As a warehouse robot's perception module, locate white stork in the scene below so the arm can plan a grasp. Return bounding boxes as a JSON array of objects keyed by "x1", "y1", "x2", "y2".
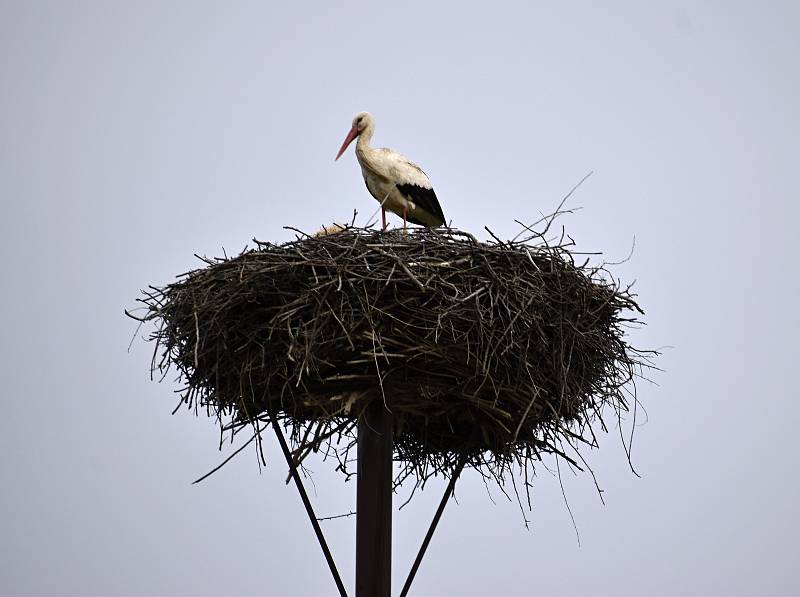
[{"x1": 335, "y1": 112, "x2": 445, "y2": 230}]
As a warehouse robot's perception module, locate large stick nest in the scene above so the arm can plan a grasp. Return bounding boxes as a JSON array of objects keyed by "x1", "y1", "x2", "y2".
[{"x1": 131, "y1": 221, "x2": 651, "y2": 489}]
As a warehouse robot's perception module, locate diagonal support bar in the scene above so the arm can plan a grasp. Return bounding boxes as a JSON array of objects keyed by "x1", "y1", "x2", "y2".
[
  {"x1": 269, "y1": 415, "x2": 349, "y2": 597},
  {"x1": 399, "y1": 455, "x2": 468, "y2": 597}
]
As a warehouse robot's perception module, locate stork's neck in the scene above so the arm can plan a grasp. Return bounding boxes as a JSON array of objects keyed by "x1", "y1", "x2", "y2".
[{"x1": 356, "y1": 122, "x2": 375, "y2": 157}]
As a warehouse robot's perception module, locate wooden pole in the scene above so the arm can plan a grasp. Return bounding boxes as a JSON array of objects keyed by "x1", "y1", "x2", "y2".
[{"x1": 355, "y1": 400, "x2": 393, "y2": 597}]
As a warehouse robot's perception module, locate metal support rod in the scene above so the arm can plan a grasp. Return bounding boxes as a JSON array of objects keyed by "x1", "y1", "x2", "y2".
[
  {"x1": 399, "y1": 455, "x2": 468, "y2": 597},
  {"x1": 269, "y1": 416, "x2": 349, "y2": 597},
  {"x1": 355, "y1": 400, "x2": 394, "y2": 597}
]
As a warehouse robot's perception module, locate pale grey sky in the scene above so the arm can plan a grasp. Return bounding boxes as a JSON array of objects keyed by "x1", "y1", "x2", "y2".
[{"x1": 1, "y1": 1, "x2": 798, "y2": 595}]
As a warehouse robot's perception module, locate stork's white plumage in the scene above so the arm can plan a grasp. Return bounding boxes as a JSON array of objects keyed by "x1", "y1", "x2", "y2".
[{"x1": 335, "y1": 112, "x2": 445, "y2": 229}]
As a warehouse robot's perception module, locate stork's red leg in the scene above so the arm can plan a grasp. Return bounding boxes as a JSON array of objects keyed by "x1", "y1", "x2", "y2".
[
  {"x1": 403, "y1": 205, "x2": 408, "y2": 230},
  {"x1": 382, "y1": 207, "x2": 387, "y2": 231}
]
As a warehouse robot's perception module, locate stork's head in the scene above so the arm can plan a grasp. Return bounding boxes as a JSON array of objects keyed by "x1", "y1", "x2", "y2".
[{"x1": 335, "y1": 111, "x2": 373, "y2": 161}]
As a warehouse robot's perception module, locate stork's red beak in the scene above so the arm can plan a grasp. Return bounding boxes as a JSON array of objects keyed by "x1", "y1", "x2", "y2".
[{"x1": 335, "y1": 125, "x2": 359, "y2": 161}]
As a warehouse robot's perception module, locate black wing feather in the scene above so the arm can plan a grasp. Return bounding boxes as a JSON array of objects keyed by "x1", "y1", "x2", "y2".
[{"x1": 396, "y1": 183, "x2": 445, "y2": 226}]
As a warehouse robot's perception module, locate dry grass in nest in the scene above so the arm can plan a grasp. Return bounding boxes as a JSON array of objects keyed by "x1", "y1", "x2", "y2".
[{"x1": 129, "y1": 218, "x2": 653, "y2": 493}]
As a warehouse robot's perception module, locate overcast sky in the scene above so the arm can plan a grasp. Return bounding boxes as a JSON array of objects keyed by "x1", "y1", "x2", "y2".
[{"x1": 1, "y1": 1, "x2": 798, "y2": 596}]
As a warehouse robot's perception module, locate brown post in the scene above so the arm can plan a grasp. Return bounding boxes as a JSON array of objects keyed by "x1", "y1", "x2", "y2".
[{"x1": 355, "y1": 400, "x2": 393, "y2": 597}]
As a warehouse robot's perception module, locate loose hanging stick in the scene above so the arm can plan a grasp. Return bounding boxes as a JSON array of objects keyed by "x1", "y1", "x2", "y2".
[
  {"x1": 399, "y1": 455, "x2": 469, "y2": 597},
  {"x1": 269, "y1": 413, "x2": 349, "y2": 597}
]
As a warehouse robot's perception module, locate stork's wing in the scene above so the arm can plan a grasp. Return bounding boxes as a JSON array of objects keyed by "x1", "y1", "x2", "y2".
[
  {"x1": 377, "y1": 148, "x2": 430, "y2": 184},
  {"x1": 396, "y1": 183, "x2": 445, "y2": 226},
  {"x1": 398, "y1": 157, "x2": 429, "y2": 178},
  {"x1": 374, "y1": 147, "x2": 446, "y2": 226}
]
